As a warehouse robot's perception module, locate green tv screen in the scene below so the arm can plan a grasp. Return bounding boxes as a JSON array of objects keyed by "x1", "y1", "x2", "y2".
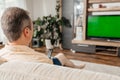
[{"x1": 87, "y1": 15, "x2": 120, "y2": 40}]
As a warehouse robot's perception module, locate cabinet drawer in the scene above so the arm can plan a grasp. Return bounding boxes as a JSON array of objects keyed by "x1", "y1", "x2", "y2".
[{"x1": 72, "y1": 44, "x2": 96, "y2": 53}]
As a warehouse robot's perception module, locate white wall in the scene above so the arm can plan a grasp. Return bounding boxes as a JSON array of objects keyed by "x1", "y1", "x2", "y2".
[
  {"x1": 42, "y1": 0, "x2": 56, "y2": 16},
  {"x1": 26, "y1": 0, "x2": 34, "y2": 20},
  {"x1": 26, "y1": 0, "x2": 56, "y2": 20},
  {"x1": 33, "y1": 0, "x2": 44, "y2": 20}
]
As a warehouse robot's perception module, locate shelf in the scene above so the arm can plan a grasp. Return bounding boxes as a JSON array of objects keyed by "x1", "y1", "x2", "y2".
[
  {"x1": 96, "y1": 48, "x2": 117, "y2": 52},
  {"x1": 96, "y1": 46, "x2": 118, "y2": 56},
  {"x1": 96, "y1": 51, "x2": 118, "y2": 56},
  {"x1": 72, "y1": 39, "x2": 120, "y2": 47},
  {"x1": 88, "y1": 7, "x2": 120, "y2": 12},
  {"x1": 89, "y1": 0, "x2": 120, "y2": 3}
]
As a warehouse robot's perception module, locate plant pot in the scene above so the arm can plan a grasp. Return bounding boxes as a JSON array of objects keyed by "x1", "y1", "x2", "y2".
[{"x1": 45, "y1": 39, "x2": 54, "y2": 49}]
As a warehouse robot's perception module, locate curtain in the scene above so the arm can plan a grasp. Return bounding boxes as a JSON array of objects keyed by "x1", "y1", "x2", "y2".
[{"x1": 0, "y1": 0, "x2": 27, "y2": 44}]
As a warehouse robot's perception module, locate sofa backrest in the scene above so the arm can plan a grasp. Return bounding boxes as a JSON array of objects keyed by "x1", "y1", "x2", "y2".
[{"x1": 0, "y1": 61, "x2": 120, "y2": 80}]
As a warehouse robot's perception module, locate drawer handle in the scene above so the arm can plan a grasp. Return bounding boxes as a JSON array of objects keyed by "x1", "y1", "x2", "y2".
[{"x1": 77, "y1": 44, "x2": 89, "y2": 47}]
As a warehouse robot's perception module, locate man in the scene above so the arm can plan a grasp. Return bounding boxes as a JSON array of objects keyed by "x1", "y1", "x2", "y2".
[{"x1": 0, "y1": 7, "x2": 85, "y2": 69}]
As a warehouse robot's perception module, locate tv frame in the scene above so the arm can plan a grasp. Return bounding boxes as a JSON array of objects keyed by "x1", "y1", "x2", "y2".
[{"x1": 86, "y1": 15, "x2": 120, "y2": 41}]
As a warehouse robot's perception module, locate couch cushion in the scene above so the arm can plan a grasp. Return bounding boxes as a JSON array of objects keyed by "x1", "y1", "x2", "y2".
[{"x1": 0, "y1": 61, "x2": 120, "y2": 80}]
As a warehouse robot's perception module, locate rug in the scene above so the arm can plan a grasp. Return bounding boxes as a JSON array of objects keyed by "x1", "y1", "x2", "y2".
[{"x1": 71, "y1": 60, "x2": 120, "y2": 76}]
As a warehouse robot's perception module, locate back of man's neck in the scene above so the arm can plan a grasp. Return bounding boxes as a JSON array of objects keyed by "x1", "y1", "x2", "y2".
[{"x1": 8, "y1": 42, "x2": 28, "y2": 46}]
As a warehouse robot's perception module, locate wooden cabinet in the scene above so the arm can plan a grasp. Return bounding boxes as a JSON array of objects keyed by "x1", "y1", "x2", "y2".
[{"x1": 72, "y1": 0, "x2": 120, "y2": 56}]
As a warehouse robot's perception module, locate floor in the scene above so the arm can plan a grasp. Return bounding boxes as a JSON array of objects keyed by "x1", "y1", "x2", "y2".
[{"x1": 33, "y1": 46, "x2": 120, "y2": 67}]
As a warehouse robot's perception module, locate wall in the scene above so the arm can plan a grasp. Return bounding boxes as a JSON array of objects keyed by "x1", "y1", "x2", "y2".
[
  {"x1": 26, "y1": 0, "x2": 34, "y2": 20},
  {"x1": 26, "y1": 0, "x2": 56, "y2": 20}
]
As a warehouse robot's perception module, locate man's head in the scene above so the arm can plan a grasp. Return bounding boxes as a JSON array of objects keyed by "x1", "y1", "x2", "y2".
[{"x1": 1, "y1": 7, "x2": 33, "y2": 45}]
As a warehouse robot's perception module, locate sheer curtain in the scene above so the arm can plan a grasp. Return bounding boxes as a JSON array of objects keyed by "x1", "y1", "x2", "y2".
[{"x1": 0, "y1": 0, "x2": 27, "y2": 44}]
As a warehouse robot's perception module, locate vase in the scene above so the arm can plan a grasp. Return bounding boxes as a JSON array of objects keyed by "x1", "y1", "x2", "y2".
[
  {"x1": 45, "y1": 39, "x2": 54, "y2": 49},
  {"x1": 75, "y1": 27, "x2": 83, "y2": 40}
]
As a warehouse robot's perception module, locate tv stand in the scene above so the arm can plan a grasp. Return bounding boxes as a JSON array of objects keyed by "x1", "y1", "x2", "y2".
[{"x1": 72, "y1": 39, "x2": 120, "y2": 56}]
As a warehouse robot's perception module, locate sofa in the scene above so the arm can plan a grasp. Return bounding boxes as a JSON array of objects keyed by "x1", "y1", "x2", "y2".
[{"x1": 0, "y1": 61, "x2": 120, "y2": 80}]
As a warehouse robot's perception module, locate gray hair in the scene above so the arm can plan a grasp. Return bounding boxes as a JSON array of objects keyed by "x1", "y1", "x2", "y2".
[{"x1": 1, "y1": 7, "x2": 31, "y2": 42}]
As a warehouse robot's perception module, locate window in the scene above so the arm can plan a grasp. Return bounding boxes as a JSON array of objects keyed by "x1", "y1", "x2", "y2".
[{"x1": 0, "y1": 0, "x2": 26, "y2": 44}]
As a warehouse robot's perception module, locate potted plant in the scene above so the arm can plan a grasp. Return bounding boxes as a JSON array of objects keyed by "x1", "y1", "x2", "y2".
[{"x1": 33, "y1": 0, "x2": 71, "y2": 49}]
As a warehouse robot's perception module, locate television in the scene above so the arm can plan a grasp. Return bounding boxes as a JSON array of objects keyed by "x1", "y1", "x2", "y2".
[{"x1": 86, "y1": 15, "x2": 120, "y2": 41}]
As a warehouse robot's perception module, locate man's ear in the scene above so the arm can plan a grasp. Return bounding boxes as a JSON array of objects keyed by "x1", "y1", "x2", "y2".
[{"x1": 23, "y1": 27, "x2": 30, "y2": 37}]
